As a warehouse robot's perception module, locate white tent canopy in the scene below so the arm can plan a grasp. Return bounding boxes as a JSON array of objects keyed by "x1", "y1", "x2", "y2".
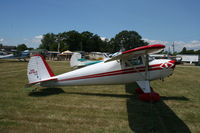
[{"x1": 61, "y1": 50, "x2": 73, "y2": 54}]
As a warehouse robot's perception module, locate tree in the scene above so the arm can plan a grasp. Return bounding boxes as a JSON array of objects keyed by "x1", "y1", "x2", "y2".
[
  {"x1": 81, "y1": 31, "x2": 94, "y2": 52},
  {"x1": 99, "y1": 39, "x2": 110, "y2": 52},
  {"x1": 180, "y1": 47, "x2": 187, "y2": 54},
  {"x1": 39, "y1": 33, "x2": 57, "y2": 51},
  {"x1": 81, "y1": 31, "x2": 107, "y2": 52},
  {"x1": 195, "y1": 50, "x2": 200, "y2": 54},
  {"x1": 38, "y1": 30, "x2": 148, "y2": 53},
  {"x1": 28, "y1": 47, "x2": 34, "y2": 50},
  {"x1": 179, "y1": 47, "x2": 198, "y2": 54},
  {"x1": 17, "y1": 44, "x2": 27, "y2": 51},
  {"x1": 102, "y1": 38, "x2": 116, "y2": 53},
  {"x1": 186, "y1": 50, "x2": 195, "y2": 54},
  {"x1": 110, "y1": 30, "x2": 148, "y2": 52},
  {"x1": 62, "y1": 30, "x2": 82, "y2": 51}
]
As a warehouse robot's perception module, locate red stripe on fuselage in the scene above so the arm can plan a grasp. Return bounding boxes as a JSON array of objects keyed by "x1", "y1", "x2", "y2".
[{"x1": 58, "y1": 64, "x2": 162, "y2": 82}]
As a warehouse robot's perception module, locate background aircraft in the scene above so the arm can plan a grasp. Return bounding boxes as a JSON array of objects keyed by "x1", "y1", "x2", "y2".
[
  {"x1": 27, "y1": 44, "x2": 176, "y2": 102},
  {"x1": 70, "y1": 52, "x2": 106, "y2": 68},
  {"x1": 0, "y1": 50, "x2": 30, "y2": 61}
]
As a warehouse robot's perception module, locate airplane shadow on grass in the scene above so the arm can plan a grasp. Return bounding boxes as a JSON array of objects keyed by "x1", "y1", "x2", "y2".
[
  {"x1": 28, "y1": 88, "x2": 65, "y2": 97},
  {"x1": 28, "y1": 86, "x2": 191, "y2": 133},
  {"x1": 65, "y1": 86, "x2": 191, "y2": 133},
  {"x1": 125, "y1": 83, "x2": 191, "y2": 133}
]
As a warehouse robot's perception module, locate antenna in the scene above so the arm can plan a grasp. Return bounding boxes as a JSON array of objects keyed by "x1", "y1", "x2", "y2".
[
  {"x1": 120, "y1": 39, "x2": 125, "y2": 52},
  {"x1": 172, "y1": 42, "x2": 175, "y2": 54},
  {"x1": 168, "y1": 46, "x2": 171, "y2": 55}
]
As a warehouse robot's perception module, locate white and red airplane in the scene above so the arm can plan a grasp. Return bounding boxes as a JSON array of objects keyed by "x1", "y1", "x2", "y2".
[{"x1": 27, "y1": 44, "x2": 176, "y2": 102}]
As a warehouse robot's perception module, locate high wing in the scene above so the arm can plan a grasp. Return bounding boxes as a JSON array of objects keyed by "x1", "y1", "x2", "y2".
[{"x1": 105, "y1": 44, "x2": 165, "y2": 62}]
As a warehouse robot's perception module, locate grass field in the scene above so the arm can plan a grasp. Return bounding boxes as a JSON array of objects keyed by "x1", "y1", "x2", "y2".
[{"x1": 0, "y1": 59, "x2": 200, "y2": 133}]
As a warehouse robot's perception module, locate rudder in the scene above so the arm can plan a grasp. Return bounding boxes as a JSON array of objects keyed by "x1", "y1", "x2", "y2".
[
  {"x1": 70, "y1": 52, "x2": 82, "y2": 67},
  {"x1": 27, "y1": 55, "x2": 55, "y2": 84}
]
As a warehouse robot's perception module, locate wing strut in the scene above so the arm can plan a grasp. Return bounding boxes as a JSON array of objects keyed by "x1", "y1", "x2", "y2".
[
  {"x1": 136, "y1": 54, "x2": 151, "y2": 93},
  {"x1": 145, "y1": 54, "x2": 149, "y2": 81},
  {"x1": 136, "y1": 52, "x2": 160, "y2": 102}
]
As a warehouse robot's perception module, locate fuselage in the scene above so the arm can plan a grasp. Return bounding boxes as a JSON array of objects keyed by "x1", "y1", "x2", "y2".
[{"x1": 41, "y1": 56, "x2": 176, "y2": 87}]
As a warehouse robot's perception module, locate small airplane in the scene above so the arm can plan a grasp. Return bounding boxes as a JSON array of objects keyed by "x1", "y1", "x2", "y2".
[
  {"x1": 0, "y1": 50, "x2": 30, "y2": 61},
  {"x1": 70, "y1": 52, "x2": 105, "y2": 68},
  {"x1": 27, "y1": 44, "x2": 176, "y2": 102}
]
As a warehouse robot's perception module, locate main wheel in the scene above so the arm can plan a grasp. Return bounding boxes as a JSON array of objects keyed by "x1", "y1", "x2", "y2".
[{"x1": 139, "y1": 92, "x2": 160, "y2": 102}]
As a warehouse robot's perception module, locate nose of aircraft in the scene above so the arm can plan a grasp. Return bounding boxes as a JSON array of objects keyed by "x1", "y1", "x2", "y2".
[
  {"x1": 160, "y1": 59, "x2": 176, "y2": 69},
  {"x1": 168, "y1": 60, "x2": 176, "y2": 69}
]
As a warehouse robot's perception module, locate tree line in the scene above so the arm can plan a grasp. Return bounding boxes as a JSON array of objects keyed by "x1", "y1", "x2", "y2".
[
  {"x1": 0, "y1": 43, "x2": 33, "y2": 52},
  {"x1": 1, "y1": 30, "x2": 199, "y2": 54},
  {"x1": 39, "y1": 30, "x2": 148, "y2": 53},
  {"x1": 179, "y1": 47, "x2": 200, "y2": 55}
]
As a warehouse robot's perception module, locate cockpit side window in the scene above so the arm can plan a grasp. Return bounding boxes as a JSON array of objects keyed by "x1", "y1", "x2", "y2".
[
  {"x1": 148, "y1": 56, "x2": 154, "y2": 62},
  {"x1": 124, "y1": 56, "x2": 143, "y2": 67}
]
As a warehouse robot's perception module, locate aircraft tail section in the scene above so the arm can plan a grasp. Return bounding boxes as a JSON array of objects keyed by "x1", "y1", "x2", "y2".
[
  {"x1": 70, "y1": 52, "x2": 82, "y2": 67},
  {"x1": 27, "y1": 55, "x2": 56, "y2": 85}
]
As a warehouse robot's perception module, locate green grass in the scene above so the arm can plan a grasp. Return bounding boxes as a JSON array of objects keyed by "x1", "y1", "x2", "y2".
[{"x1": 0, "y1": 59, "x2": 200, "y2": 133}]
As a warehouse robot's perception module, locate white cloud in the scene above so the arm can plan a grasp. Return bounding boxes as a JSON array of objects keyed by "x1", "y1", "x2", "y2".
[
  {"x1": 100, "y1": 37, "x2": 106, "y2": 41},
  {"x1": 174, "y1": 40, "x2": 200, "y2": 51},
  {"x1": 100, "y1": 36, "x2": 110, "y2": 41},
  {"x1": 23, "y1": 35, "x2": 43, "y2": 48},
  {"x1": 0, "y1": 38, "x2": 4, "y2": 42},
  {"x1": 143, "y1": 38, "x2": 169, "y2": 45},
  {"x1": 32, "y1": 35, "x2": 43, "y2": 44},
  {"x1": 143, "y1": 38, "x2": 200, "y2": 52},
  {"x1": 34, "y1": 35, "x2": 43, "y2": 39}
]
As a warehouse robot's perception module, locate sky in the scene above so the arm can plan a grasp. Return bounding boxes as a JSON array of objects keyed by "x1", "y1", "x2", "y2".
[{"x1": 0, "y1": 0, "x2": 200, "y2": 52}]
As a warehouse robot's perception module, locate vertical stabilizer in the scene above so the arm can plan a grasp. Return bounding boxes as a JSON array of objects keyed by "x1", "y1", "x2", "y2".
[
  {"x1": 27, "y1": 55, "x2": 55, "y2": 84},
  {"x1": 70, "y1": 52, "x2": 82, "y2": 67}
]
